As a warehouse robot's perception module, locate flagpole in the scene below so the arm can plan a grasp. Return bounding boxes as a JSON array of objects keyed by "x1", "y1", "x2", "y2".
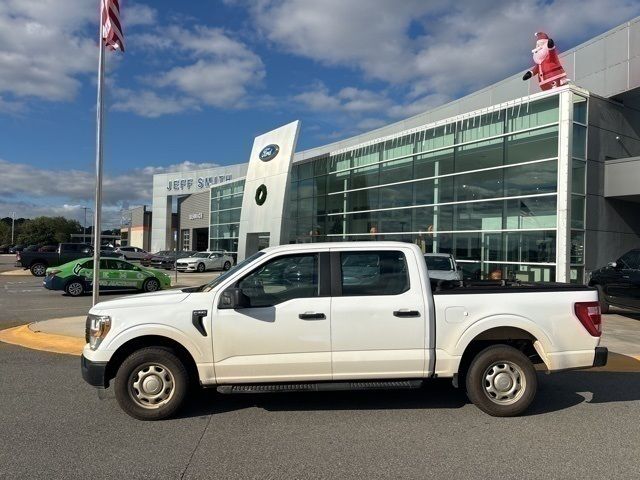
[{"x1": 92, "y1": 25, "x2": 106, "y2": 306}]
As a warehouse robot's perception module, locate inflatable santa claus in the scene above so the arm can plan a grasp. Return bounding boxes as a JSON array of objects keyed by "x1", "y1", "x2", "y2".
[{"x1": 522, "y1": 32, "x2": 568, "y2": 91}]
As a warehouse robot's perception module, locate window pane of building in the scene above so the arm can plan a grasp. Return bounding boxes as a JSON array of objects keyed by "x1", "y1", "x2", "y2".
[
  {"x1": 572, "y1": 94, "x2": 587, "y2": 124},
  {"x1": 382, "y1": 136, "x2": 414, "y2": 160},
  {"x1": 453, "y1": 232, "x2": 482, "y2": 260},
  {"x1": 571, "y1": 195, "x2": 585, "y2": 229},
  {"x1": 327, "y1": 171, "x2": 349, "y2": 193},
  {"x1": 455, "y1": 138, "x2": 503, "y2": 172},
  {"x1": 348, "y1": 212, "x2": 379, "y2": 235},
  {"x1": 505, "y1": 230, "x2": 556, "y2": 263},
  {"x1": 455, "y1": 169, "x2": 504, "y2": 201},
  {"x1": 506, "y1": 96, "x2": 559, "y2": 132},
  {"x1": 351, "y1": 164, "x2": 379, "y2": 190},
  {"x1": 347, "y1": 188, "x2": 379, "y2": 211},
  {"x1": 572, "y1": 124, "x2": 587, "y2": 159},
  {"x1": 414, "y1": 148, "x2": 454, "y2": 179},
  {"x1": 571, "y1": 230, "x2": 584, "y2": 264},
  {"x1": 326, "y1": 193, "x2": 346, "y2": 214},
  {"x1": 454, "y1": 201, "x2": 503, "y2": 231},
  {"x1": 505, "y1": 126, "x2": 558, "y2": 165},
  {"x1": 457, "y1": 111, "x2": 504, "y2": 143},
  {"x1": 505, "y1": 196, "x2": 557, "y2": 229},
  {"x1": 504, "y1": 160, "x2": 557, "y2": 197},
  {"x1": 381, "y1": 157, "x2": 413, "y2": 184},
  {"x1": 378, "y1": 208, "x2": 412, "y2": 234},
  {"x1": 379, "y1": 182, "x2": 413, "y2": 209},
  {"x1": 571, "y1": 160, "x2": 586, "y2": 194}
]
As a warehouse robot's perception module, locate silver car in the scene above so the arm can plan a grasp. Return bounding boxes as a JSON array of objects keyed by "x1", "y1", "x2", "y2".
[
  {"x1": 176, "y1": 251, "x2": 234, "y2": 273},
  {"x1": 115, "y1": 246, "x2": 148, "y2": 261},
  {"x1": 424, "y1": 253, "x2": 463, "y2": 281}
]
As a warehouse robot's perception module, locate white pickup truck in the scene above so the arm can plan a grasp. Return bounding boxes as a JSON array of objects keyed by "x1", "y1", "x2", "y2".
[{"x1": 81, "y1": 242, "x2": 607, "y2": 420}]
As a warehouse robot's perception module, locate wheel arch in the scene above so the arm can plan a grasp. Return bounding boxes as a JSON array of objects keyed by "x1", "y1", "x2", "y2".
[
  {"x1": 104, "y1": 335, "x2": 199, "y2": 388},
  {"x1": 455, "y1": 321, "x2": 552, "y2": 382}
]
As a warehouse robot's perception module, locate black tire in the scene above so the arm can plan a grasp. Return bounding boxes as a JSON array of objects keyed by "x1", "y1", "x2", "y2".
[
  {"x1": 595, "y1": 285, "x2": 610, "y2": 313},
  {"x1": 30, "y1": 262, "x2": 47, "y2": 277},
  {"x1": 65, "y1": 280, "x2": 84, "y2": 297},
  {"x1": 465, "y1": 344, "x2": 537, "y2": 417},
  {"x1": 223, "y1": 261, "x2": 231, "y2": 271},
  {"x1": 143, "y1": 278, "x2": 160, "y2": 292},
  {"x1": 196, "y1": 262, "x2": 206, "y2": 273},
  {"x1": 114, "y1": 347, "x2": 189, "y2": 421}
]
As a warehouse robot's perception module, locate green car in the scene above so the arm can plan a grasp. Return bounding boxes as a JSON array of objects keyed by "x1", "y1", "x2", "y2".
[{"x1": 43, "y1": 257, "x2": 172, "y2": 297}]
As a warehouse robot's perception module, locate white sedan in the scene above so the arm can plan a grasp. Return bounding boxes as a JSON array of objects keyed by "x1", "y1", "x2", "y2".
[{"x1": 176, "y1": 251, "x2": 234, "y2": 273}]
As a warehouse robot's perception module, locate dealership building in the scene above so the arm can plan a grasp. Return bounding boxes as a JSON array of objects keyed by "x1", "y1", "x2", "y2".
[{"x1": 124, "y1": 18, "x2": 640, "y2": 283}]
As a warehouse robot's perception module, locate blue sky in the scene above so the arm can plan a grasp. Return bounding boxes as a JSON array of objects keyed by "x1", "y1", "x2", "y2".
[{"x1": 1, "y1": 0, "x2": 639, "y2": 226}]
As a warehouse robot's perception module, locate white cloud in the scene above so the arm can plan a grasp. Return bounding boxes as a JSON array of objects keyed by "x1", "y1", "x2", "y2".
[
  {"x1": 238, "y1": 0, "x2": 640, "y2": 96},
  {"x1": 0, "y1": 158, "x2": 220, "y2": 226},
  {"x1": 123, "y1": 3, "x2": 158, "y2": 27},
  {"x1": 120, "y1": 26, "x2": 265, "y2": 115}
]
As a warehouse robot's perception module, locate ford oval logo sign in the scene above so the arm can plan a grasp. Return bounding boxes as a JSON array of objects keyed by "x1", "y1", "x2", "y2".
[{"x1": 259, "y1": 144, "x2": 280, "y2": 162}]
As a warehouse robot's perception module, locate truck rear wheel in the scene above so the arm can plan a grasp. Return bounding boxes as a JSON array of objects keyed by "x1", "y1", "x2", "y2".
[
  {"x1": 465, "y1": 345, "x2": 537, "y2": 417},
  {"x1": 30, "y1": 262, "x2": 47, "y2": 277},
  {"x1": 114, "y1": 347, "x2": 189, "y2": 421}
]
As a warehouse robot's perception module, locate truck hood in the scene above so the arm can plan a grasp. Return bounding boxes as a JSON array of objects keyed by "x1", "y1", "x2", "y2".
[
  {"x1": 428, "y1": 270, "x2": 461, "y2": 281},
  {"x1": 91, "y1": 288, "x2": 190, "y2": 311}
]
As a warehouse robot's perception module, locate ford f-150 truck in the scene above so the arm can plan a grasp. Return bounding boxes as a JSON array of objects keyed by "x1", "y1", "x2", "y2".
[
  {"x1": 17, "y1": 243, "x2": 122, "y2": 277},
  {"x1": 81, "y1": 242, "x2": 607, "y2": 420}
]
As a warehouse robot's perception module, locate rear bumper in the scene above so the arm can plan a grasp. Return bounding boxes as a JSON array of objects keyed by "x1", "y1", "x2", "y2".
[
  {"x1": 593, "y1": 347, "x2": 608, "y2": 367},
  {"x1": 81, "y1": 354, "x2": 108, "y2": 388}
]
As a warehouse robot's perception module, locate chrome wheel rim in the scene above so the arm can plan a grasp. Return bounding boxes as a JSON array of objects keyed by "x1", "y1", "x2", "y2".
[
  {"x1": 146, "y1": 280, "x2": 159, "y2": 292},
  {"x1": 33, "y1": 264, "x2": 46, "y2": 276},
  {"x1": 129, "y1": 363, "x2": 175, "y2": 409},
  {"x1": 483, "y1": 361, "x2": 526, "y2": 405},
  {"x1": 67, "y1": 283, "x2": 83, "y2": 296}
]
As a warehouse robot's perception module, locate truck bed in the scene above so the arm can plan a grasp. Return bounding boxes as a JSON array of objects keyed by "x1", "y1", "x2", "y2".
[{"x1": 430, "y1": 278, "x2": 593, "y2": 294}]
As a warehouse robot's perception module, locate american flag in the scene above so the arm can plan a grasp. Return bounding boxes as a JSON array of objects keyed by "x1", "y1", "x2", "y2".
[{"x1": 101, "y1": 0, "x2": 125, "y2": 52}]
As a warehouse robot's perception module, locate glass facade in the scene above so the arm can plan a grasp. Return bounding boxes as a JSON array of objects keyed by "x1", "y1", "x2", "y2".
[
  {"x1": 570, "y1": 93, "x2": 588, "y2": 283},
  {"x1": 209, "y1": 179, "x2": 245, "y2": 256},
  {"x1": 287, "y1": 95, "x2": 562, "y2": 281}
]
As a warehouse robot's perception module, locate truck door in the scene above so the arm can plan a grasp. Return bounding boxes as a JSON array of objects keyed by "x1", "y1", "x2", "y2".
[
  {"x1": 212, "y1": 252, "x2": 331, "y2": 383},
  {"x1": 330, "y1": 248, "x2": 427, "y2": 379}
]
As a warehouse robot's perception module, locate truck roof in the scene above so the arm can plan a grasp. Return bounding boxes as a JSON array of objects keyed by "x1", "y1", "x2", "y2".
[{"x1": 261, "y1": 241, "x2": 422, "y2": 254}]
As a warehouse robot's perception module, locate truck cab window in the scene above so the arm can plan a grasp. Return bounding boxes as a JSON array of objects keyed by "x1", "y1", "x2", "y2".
[
  {"x1": 238, "y1": 254, "x2": 319, "y2": 307},
  {"x1": 340, "y1": 251, "x2": 409, "y2": 296}
]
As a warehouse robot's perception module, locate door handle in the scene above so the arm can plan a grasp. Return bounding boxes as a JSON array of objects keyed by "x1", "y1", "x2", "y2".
[
  {"x1": 192, "y1": 310, "x2": 208, "y2": 336},
  {"x1": 393, "y1": 309, "x2": 421, "y2": 318},
  {"x1": 298, "y1": 312, "x2": 326, "y2": 320}
]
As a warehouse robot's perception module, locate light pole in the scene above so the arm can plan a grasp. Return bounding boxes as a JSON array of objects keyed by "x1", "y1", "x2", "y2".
[{"x1": 11, "y1": 211, "x2": 16, "y2": 244}]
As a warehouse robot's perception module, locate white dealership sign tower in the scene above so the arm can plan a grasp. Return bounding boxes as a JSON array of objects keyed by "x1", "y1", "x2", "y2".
[{"x1": 237, "y1": 121, "x2": 301, "y2": 261}]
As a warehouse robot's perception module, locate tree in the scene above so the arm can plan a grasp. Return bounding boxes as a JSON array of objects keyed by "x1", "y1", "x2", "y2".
[
  {"x1": 0, "y1": 222, "x2": 10, "y2": 245},
  {"x1": 16, "y1": 216, "x2": 82, "y2": 245}
]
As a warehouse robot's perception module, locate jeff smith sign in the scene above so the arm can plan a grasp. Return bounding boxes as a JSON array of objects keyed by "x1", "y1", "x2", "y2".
[{"x1": 167, "y1": 174, "x2": 233, "y2": 191}]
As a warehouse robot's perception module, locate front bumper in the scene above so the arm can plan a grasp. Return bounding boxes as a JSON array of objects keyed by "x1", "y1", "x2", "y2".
[
  {"x1": 176, "y1": 264, "x2": 197, "y2": 271},
  {"x1": 593, "y1": 347, "x2": 608, "y2": 367},
  {"x1": 81, "y1": 354, "x2": 108, "y2": 388}
]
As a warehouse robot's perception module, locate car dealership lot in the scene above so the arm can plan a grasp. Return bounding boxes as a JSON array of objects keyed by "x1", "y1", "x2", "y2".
[{"x1": 1, "y1": 254, "x2": 640, "y2": 479}]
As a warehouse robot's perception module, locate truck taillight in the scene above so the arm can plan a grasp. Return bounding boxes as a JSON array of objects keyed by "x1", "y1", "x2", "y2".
[
  {"x1": 16, "y1": 252, "x2": 20, "y2": 260},
  {"x1": 574, "y1": 301, "x2": 602, "y2": 337}
]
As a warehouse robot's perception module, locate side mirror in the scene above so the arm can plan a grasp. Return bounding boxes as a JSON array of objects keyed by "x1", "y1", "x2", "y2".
[
  {"x1": 608, "y1": 261, "x2": 618, "y2": 269},
  {"x1": 218, "y1": 288, "x2": 250, "y2": 309}
]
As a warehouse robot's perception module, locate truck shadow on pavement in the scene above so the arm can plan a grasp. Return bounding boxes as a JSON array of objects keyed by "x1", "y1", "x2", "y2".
[{"x1": 174, "y1": 360, "x2": 640, "y2": 419}]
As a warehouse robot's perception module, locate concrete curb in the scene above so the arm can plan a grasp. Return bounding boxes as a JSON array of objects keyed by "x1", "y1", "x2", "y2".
[
  {"x1": 0, "y1": 324, "x2": 85, "y2": 355},
  {"x1": 0, "y1": 269, "x2": 31, "y2": 276}
]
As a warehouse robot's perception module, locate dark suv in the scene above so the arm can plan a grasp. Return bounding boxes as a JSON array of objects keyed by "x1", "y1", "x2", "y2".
[{"x1": 588, "y1": 249, "x2": 640, "y2": 313}]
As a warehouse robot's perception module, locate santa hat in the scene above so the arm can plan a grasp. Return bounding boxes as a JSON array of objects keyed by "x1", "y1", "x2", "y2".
[{"x1": 535, "y1": 32, "x2": 549, "y2": 40}]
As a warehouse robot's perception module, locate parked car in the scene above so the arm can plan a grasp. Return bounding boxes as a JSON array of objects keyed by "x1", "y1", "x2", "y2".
[
  {"x1": 115, "y1": 246, "x2": 148, "y2": 261},
  {"x1": 176, "y1": 251, "x2": 234, "y2": 272},
  {"x1": 0, "y1": 244, "x2": 12, "y2": 253},
  {"x1": 588, "y1": 248, "x2": 640, "y2": 313},
  {"x1": 81, "y1": 242, "x2": 607, "y2": 420},
  {"x1": 147, "y1": 250, "x2": 196, "y2": 270},
  {"x1": 424, "y1": 253, "x2": 463, "y2": 282},
  {"x1": 9, "y1": 245, "x2": 24, "y2": 254},
  {"x1": 44, "y1": 258, "x2": 171, "y2": 297},
  {"x1": 17, "y1": 243, "x2": 123, "y2": 277}
]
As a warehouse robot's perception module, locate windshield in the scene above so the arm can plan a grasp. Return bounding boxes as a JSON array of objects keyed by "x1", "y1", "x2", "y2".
[
  {"x1": 192, "y1": 252, "x2": 209, "y2": 258},
  {"x1": 199, "y1": 251, "x2": 265, "y2": 292},
  {"x1": 425, "y1": 256, "x2": 454, "y2": 271}
]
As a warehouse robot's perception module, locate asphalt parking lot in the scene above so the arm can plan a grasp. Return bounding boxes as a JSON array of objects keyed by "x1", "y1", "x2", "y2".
[{"x1": 1, "y1": 254, "x2": 640, "y2": 479}]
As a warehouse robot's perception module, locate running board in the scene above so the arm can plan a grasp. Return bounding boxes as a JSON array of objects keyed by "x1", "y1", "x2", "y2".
[{"x1": 216, "y1": 379, "x2": 423, "y2": 394}]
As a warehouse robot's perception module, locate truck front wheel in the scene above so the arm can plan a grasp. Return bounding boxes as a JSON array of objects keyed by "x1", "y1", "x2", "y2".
[
  {"x1": 30, "y1": 262, "x2": 47, "y2": 277},
  {"x1": 114, "y1": 347, "x2": 189, "y2": 420},
  {"x1": 465, "y1": 345, "x2": 537, "y2": 417}
]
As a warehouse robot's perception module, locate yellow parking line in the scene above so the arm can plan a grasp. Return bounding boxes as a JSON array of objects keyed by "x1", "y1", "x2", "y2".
[{"x1": 0, "y1": 324, "x2": 85, "y2": 355}]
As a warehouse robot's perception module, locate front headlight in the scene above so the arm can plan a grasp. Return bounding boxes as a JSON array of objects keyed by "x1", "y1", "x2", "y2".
[{"x1": 86, "y1": 314, "x2": 111, "y2": 350}]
